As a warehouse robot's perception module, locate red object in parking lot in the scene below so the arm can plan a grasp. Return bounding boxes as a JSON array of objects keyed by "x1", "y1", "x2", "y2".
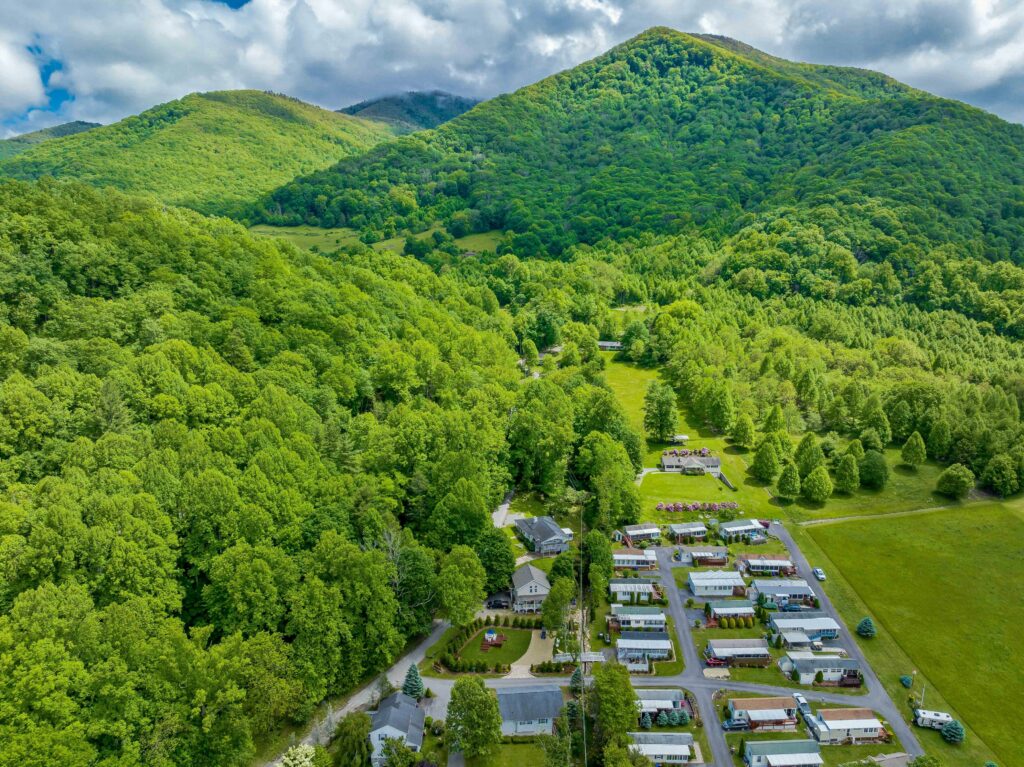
[{"x1": 705, "y1": 657, "x2": 727, "y2": 666}]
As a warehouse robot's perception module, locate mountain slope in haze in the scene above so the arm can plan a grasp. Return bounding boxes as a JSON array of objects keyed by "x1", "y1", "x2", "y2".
[
  {"x1": 339, "y1": 90, "x2": 478, "y2": 132},
  {"x1": 257, "y1": 27, "x2": 1023, "y2": 266},
  {"x1": 0, "y1": 121, "x2": 101, "y2": 160},
  {"x1": 0, "y1": 91, "x2": 395, "y2": 216}
]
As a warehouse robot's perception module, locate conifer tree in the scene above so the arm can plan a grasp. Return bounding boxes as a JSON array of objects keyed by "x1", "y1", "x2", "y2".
[
  {"x1": 776, "y1": 461, "x2": 801, "y2": 500},
  {"x1": 402, "y1": 663, "x2": 425, "y2": 700},
  {"x1": 901, "y1": 431, "x2": 926, "y2": 468}
]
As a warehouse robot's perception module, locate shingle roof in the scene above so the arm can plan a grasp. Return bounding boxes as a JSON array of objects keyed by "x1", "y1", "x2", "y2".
[
  {"x1": 512, "y1": 563, "x2": 549, "y2": 590},
  {"x1": 371, "y1": 692, "x2": 424, "y2": 748},
  {"x1": 628, "y1": 731, "x2": 694, "y2": 745},
  {"x1": 819, "y1": 708, "x2": 875, "y2": 721},
  {"x1": 496, "y1": 685, "x2": 563, "y2": 722},
  {"x1": 731, "y1": 696, "x2": 797, "y2": 711},
  {"x1": 515, "y1": 515, "x2": 565, "y2": 543},
  {"x1": 746, "y1": 740, "x2": 821, "y2": 757}
]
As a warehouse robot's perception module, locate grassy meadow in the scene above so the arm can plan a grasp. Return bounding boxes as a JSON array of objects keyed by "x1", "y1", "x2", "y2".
[{"x1": 802, "y1": 504, "x2": 1022, "y2": 766}]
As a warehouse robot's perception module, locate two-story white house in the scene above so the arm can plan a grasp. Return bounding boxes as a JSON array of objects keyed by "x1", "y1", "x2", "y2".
[
  {"x1": 511, "y1": 563, "x2": 550, "y2": 613},
  {"x1": 369, "y1": 692, "x2": 424, "y2": 766},
  {"x1": 496, "y1": 685, "x2": 564, "y2": 735}
]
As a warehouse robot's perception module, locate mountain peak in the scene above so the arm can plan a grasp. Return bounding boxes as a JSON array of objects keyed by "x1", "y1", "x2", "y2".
[{"x1": 339, "y1": 90, "x2": 478, "y2": 133}]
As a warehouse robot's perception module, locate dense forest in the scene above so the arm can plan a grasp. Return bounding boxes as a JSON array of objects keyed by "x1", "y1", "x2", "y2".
[
  {"x1": 0, "y1": 179, "x2": 645, "y2": 766},
  {"x1": 0, "y1": 121, "x2": 100, "y2": 160},
  {"x1": 0, "y1": 92, "x2": 395, "y2": 217}
]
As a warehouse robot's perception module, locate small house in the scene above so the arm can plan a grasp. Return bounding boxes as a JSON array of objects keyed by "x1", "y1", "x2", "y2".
[
  {"x1": 718, "y1": 519, "x2": 767, "y2": 541},
  {"x1": 616, "y1": 631, "x2": 673, "y2": 666},
  {"x1": 752, "y1": 579, "x2": 815, "y2": 605},
  {"x1": 609, "y1": 578, "x2": 658, "y2": 603},
  {"x1": 628, "y1": 731, "x2": 696, "y2": 764},
  {"x1": 661, "y1": 452, "x2": 723, "y2": 477},
  {"x1": 769, "y1": 613, "x2": 840, "y2": 641},
  {"x1": 728, "y1": 696, "x2": 799, "y2": 731},
  {"x1": 515, "y1": 516, "x2": 573, "y2": 554},
  {"x1": 496, "y1": 684, "x2": 564, "y2": 736},
  {"x1": 668, "y1": 522, "x2": 708, "y2": 542},
  {"x1": 369, "y1": 692, "x2": 424, "y2": 766},
  {"x1": 597, "y1": 340, "x2": 623, "y2": 351},
  {"x1": 709, "y1": 600, "x2": 756, "y2": 620},
  {"x1": 676, "y1": 545, "x2": 728, "y2": 566},
  {"x1": 511, "y1": 563, "x2": 550, "y2": 613},
  {"x1": 704, "y1": 638, "x2": 772, "y2": 667},
  {"x1": 614, "y1": 548, "x2": 658, "y2": 570},
  {"x1": 615, "y1": 523, "x2": 662, "y2": 544},
  {"x1": 744, "y1": 740, "x2": 823, "y2": 767},
  {"x1": 635, "y1": 688, "x2": 687, "y2": 715},
  {"x1": 808, "y1": 708, "x2": 886, "y2": 744},
  {"x1": 687, "y1": 569, "x2": 746, "y2": 597},
  {"x1": 609, "y1": 604, "x2": 667, "y2": 631},
  {"x1": 779, "y1": 653, "x2": 862, "y2": 686},
  {"x1": 737, "y1": 555, "x2": 795, "y2": 576}
]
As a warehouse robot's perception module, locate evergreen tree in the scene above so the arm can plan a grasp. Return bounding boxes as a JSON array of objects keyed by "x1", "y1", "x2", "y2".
[
  {"x1": 762, "y1": 404, "x2": 786, "y2": 433},
  {"x1": 889, "y1": 400, "x2": 914, "y2": 443},
  {"x1": 795, "y1": 433, "x2": 824, "y2": 478},
  {"x1": 402, "y1": 663, "x2": 424, "y2": 700},
  {"x1": 834, "y1": 454, "x2": 860, "y2": 494},
  {"x1": 856, "y1": 617, "x2": 877, "y2": 638},
  {"x1": 936, "y1": 463, "x2": 975, "y2": 498},
  {"x1": 731, "y1": 413, "x2": 757, "y2": 450},
  {"x1": 901, "y1": 431, "x2": 926, "y2": 468},
  {"x1": 640, "y1": 712, "x2": 652, "y2": 729},
  {"x1": 845, "y1": 438, "x2": 865, "y2": 461},
  {"x1": 570, "y1": 666, "x2": 584, "y2": 697},
  {"x1": 927, "y1": 418, "x2": 952, "y2": 460},
  {"x1": 859, "y1": 451, "x2": 889, "y2": 489},
  {"x1": 656, "y1": 710, "x2": 669, "y2": 726},
  {"x1": 802, "y1": 465, "x2": 833, "y2": 503},
  {"x1": 776, "y1": 462, "x2": 801, "y2": 500},
  {"x1": 751, "y1": 440, "x2": 781, "y2": 482},
  {"x1": 940, "y1": 719, "x2": 966, "y2": 744}
]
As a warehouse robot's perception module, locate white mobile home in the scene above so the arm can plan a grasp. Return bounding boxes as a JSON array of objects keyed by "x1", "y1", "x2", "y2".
[
  {"x1": 808, "y1": 708, "x2": 886, "y2": 744},
  {"x1": 687, "y1": 569, "x2": 745, "y2": 597}
]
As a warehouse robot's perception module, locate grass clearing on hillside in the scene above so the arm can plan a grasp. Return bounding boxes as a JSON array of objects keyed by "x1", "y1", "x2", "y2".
[
  {"x1": 454, "y1": 230, "x2": 503, "y2": 251},
  {"x1": 802, "y1": 504, "x2": 1022, "y2": 766},
  {"x1": 249, "y1": 224, "x2": 361, "y2": 251},
  {"x1": 466, "y1": 742, "x2": 545, "y2": 767}
]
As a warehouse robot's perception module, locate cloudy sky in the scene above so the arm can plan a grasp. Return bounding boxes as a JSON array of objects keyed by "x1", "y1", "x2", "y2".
[{"x1": 3, "y1": 0, "x2": 1024, "y2": 136}]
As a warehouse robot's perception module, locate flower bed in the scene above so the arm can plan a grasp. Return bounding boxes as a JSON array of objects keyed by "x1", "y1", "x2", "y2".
[{"x1": 655, "y1": 501, "x2": 739, "y2": 512}]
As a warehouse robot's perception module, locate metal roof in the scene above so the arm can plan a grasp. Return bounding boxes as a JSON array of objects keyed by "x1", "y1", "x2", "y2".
[
  {"x1": 496, "y1": 685, "x2": 564, "y2": 722},
  {"x1": 792, "y1": 657, "x2": 860, "y2": 673},
  {"x1": 745, "y1": 739, "x2": 821, "y2": 757},
  {"x1": 617, "y1": 631, "x2": 672, "y2": 649}
]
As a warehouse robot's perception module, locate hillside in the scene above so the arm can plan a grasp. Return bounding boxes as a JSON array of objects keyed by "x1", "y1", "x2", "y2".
[
  {"x1": 0, "y1": 90, "x2": 395, "y2": 216},
  {"x1": 0, "y1": 121, "x2": 100, "y2": 160},
  {"x1": 339, "y1": 90, "x2": 478, "y2": 132},
  {"x1": 256, "y1": 28, "x2": 1024, "y2": 333}
]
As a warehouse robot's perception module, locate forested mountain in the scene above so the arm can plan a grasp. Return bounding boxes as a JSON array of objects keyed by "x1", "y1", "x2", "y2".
[
  {"x1": 339, "y1": 90, "x2": 478, "y2": 133},
  {"x1": 0, "y1": 91, "x2": 395, "y2": 216},
  {"x1": 256, "y1": 28, "x2": 1024, "y2": 335},
  {"x1": 0, "y1": 121, "x2": 100, "y2": 160}
]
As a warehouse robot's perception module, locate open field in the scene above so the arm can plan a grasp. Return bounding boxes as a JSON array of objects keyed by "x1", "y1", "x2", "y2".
[
  {"x1": 800, "y1": 503, "x2": 1022, "y2": 766},
  {"x1": 453, "y1": 230, "x2": 503, "y2": 251},
  {"x1": 249, "y1": 223, "x2": 361, "y2": 251},
  {"x1": 466, "y1": 741, "x2": 545, "y2": 767}
]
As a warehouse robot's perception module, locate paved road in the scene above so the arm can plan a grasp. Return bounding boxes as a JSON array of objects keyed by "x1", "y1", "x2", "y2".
[
  {"x1": 769, "y1": 523, "x2": 922, "y2": 757},
  {"x1": 265, "y1": 526, "x2": 922, "y2": 766},
  {"x1": 491, "y1": 489, "x2": 516, "y2": 528}
]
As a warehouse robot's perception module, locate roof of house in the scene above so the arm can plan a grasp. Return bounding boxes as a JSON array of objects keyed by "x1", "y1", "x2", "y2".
[
  {"x1": 708, "y1": 638, "x2": 771, "y2": 649},
  {"x1": 753, "y1": 578, "x2": 814, "y2": 595},
  {"x1": 730, "y1": 696, "x2": 797, "y2": 711},
  {"x1": 614, "y1": 548, "x2": 657, "y2": 560},
  {"x1": 512, "y1": 563, "x2": 550, "y2": 590},
  {"x1": 771, "y1": 615, "x2": 841, "y2": 631},
  {"x1": 629, "y1": 731, "x2": 694, "y2": 745},
  {"x1": 792, "y1": 657, "x2": 860, "y2": 673},
  {"x1": 610, "y1": 604, "x2": 665, "y2": 616},
  {"x1": 688, "y1": 569, "x2": 745, "y2": 585},
  {"x1": 744, "y1": 557, "x2": 794, "y2": 568},
  {"x1": 710, "y1": 600, "x2": 755, "y2": 612},
  {"x1": 634, "y1": 688, "x2": 685, "y2": 701},
  {"x1": 668, "y1": 522, "x2": 708, "y2": 532},
  {"x1": 719, "y1": 518, "x2": 765, "y2": 531},
  {"x1": 609, "y1": 578, "x2": 656, "y2": 591},
  {"x1": 496, "y1": 685, "x2": 564, "y2": 722},
  {"x1": 371, "y1": 692, "x2": 425, "y2": 748},
  {"x1": 818, "y1": 708, "x2": 880, "y2": 725},
  {"x1": 624, "y1": 523, "x2": 661, "y2": 533},
  {"x1": 745, "y1": 739, "x2": 821, "y2": 757},
  {"x1": 618, "y1": 631, "x2": 672, "y2": 648},
  {"x1": 515, "y1": 515, "x2": 568, "y2": 543}
]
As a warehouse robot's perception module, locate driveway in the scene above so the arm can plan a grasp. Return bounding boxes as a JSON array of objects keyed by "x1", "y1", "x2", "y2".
[
  {"x1": 491, "y1": 489, "x2": 516, "y2": 528},
  {"x1": 507, "y1": 630, "x2": 554, "y2": 678}
]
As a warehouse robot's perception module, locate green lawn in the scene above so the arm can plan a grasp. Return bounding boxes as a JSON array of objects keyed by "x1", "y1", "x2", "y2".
[
  {"x1": 802, "y1": 503, "x2": 1023, "y2": 766},
  {"x1": 653, "y1": 616, "x2": 686, "y2": 676},
  {"x1": 724, "y1": 730, "x2": 904, "y2": 767},
  {"x1": 590, "y1": 592, "x2": 612, "y2": 650},
  {"x1": 454, "y1": 230, "x2": 503, "y2": 251},
  {"x1": 249, "y1": 223, "x2": 361, "y2": 251},
  {"x1": 531, "y1": 557, "x2": 556, "y2": 574},
  {"x1": 459, "y1": 628, "x2": 534, "y2": 666},
  {"x1": 466, "y1": 742, "x2": 545, "y2": 767}
]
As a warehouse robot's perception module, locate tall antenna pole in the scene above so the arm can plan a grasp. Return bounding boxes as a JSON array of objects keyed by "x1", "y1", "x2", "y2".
[{"x1": 578, "y1": 498, "x2": 587, "y2": 767}]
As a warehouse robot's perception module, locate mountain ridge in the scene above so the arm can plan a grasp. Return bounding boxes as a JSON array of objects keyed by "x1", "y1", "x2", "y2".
[
  {"x1": 339, "y1": 90, "x2": 478, "y2": 133},
  {"x1": 0, "y1": 120, "x2": 101, "y2": 160},
  {"x1": 0, "y1": 90, "x2": 395, "y2": 216}
]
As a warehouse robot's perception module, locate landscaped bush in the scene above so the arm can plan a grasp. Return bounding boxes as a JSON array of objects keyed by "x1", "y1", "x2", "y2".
[
  {"x1": 899, "y1": 675, "x2": 913, "y2": 688},
  {"x1": 941, "y1": 719, "x2": 966, "y2": 744}
]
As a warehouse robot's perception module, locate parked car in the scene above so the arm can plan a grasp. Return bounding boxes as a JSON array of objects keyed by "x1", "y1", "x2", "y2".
[
  {"x1": 705, "y1": 657, "x2": 728, "y2": 667},
  {"x1": 487, "y1": 599, "x2": 509, "y2": 609},
  {"x1": 781, "y1": 603, "x2": 807, "y2": 612},
  {"x1": 813, "y1": 567, "x2": 827, "y2": 581},
  {"x1": 722, "y1": 719, "x2": 750, "y2": 731}
]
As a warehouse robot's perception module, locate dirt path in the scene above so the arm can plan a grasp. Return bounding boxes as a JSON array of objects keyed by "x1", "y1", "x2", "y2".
[{"x1": 799, "y1": 503, "x2": 958, "y2": 526}]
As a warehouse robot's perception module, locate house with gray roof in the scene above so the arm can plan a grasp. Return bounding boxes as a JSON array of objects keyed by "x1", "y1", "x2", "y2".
[
  {"x1": 369, "y1": 692, "x2": 424, "y2": 766},
  {"x1": 718, "y1": 519, "x2": 767, "y2": 541},
  {"x1": 496, "y1": 684, "x2": 564, "y2": 735},
  {"x1": 769, "y1": 612, "x2": 840, "y2": 641},
  {"x1": 515, "y1": 516, "x2": 573, "y2": 554},
  {"x1": 779, "y1": 652, "x2": 862, "y2": 686},
  {"x1": 661, "y1": 452, "x2": 723, "y2": 476},
  {"x1": 752, "y1": 579, "x2": 815, "y2": 605},
  {"x1": 744, "y1": 739, "x2": 823, "y2": 767},
  {"x1": 628, "y1": 731, "x2": 696, "y2": 764},
  {"x1": 511, "y1": 563, "x2": 550, "y2": 613},
  {"x1": 668, "y1": 521, "x2": 708, "y2": 541}
]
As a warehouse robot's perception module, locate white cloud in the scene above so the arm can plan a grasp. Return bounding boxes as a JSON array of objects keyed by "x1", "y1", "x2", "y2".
[{"x1": 2, "y1": 0, "x2": 1023, "y2": 135}]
